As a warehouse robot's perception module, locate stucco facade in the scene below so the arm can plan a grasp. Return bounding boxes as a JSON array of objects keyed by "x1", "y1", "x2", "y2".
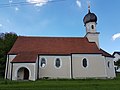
[
  {"x1": 39, "y1": 55, "x2": 71, "y2": 79},
  {"x1": 5, "y1": 54, "x2": 116, "y2": 81},
  {"x1": 105, "y1": 57, "x2": 116, "y2": 78},
  {"x1": 72, "y1": 54, "x2": 115, "y2": 78},
  {"x1": 12, "y1": 63, "x2": 37, "y2": 81},
  {"x1": 72, "y1": 54, "x2": 106, "y2": 78},
  {"x1": 5, "y1": 55, "x2": 16, "y2": 79},
  {"x1": 5, "y1": 55, "x2": 38, "y2": 81}
]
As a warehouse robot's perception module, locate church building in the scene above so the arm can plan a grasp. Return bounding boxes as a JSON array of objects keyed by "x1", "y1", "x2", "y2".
[{"x1": 5, "y1": 7, "x2": 116, "y2": 81}]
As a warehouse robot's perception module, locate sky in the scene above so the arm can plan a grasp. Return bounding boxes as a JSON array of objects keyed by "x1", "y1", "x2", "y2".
[{"x1": 0, "y1": 0, "x2": 120, "y2": 54}]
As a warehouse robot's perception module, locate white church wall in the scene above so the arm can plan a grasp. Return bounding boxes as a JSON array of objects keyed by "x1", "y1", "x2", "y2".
[
  {"x1": 72, "y1": 54, "x2": 107, "y2": 79},
  {"x1": 85, "y1": 22, "x2": 97, "y2": 33},
  {"x1": 86, "y1": 33, "x2": 99, "y2": 48},
  {"x1": 39, "y1": 55, "x2": 71, "y2": 79},
  {"x1": 12, "y1": 63, "x2": 36, "y2": 81},
  {"x1": 5, "y1": 55, "x2": 16, "y2": 79},
  {"x1": 85, "y1": 21, "x2": 100, "y2": 48},
  {"x1": 105, "y1": 57, "x2": 116, "y2": 78}
]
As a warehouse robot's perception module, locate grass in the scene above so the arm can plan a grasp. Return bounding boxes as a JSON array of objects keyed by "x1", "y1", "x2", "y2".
[{"x1": 0, "y1": 74, "x2": 120, "y2": 90}]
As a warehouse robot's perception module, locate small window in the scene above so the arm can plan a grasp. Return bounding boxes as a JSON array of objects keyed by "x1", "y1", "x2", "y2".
[
  {"x1": 107, "y1": 61, "x2": 110, "y2": 68},
  {"x1": 41, "y1": 58, "x2": 46, "y2": 68},
  {"x1": 91, "y1": 25, "x2": 94, "y2": 29},
  {"x1": 82, "y1": 58, "x2": 87, "y2": 68},
  {"x1": 55, "y1": 58, "x2": 61, "y2": 68}
]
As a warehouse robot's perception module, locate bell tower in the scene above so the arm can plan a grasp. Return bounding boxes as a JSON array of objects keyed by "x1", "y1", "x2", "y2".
[{"x1": 83, "y1": 4, "x2": 100, "y2": 48}]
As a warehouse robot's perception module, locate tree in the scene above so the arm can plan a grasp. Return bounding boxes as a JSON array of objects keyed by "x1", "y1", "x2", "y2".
[{"x1": 0, "y1": 32, "x2": 17, "y2": 78}]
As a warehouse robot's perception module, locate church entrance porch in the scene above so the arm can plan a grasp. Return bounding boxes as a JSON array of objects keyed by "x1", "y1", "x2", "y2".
[{"x1": 17, "y1": 67, "x2": 29, "y2": 80}]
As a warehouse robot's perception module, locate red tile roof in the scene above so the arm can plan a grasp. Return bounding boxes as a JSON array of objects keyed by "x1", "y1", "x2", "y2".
[
  {"x1": 9, "y1": 36, "x2": 113, "y2": 62},
  {"x1": 12, "y1": 53, "x2": 37, "y2": 63}
]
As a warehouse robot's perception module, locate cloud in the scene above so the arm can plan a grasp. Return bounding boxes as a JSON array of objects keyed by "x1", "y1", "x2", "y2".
[
  {"x1": 26, "y1": 0, "x2": 50, "y2": 7},
  {"x1": 0, "y1": 24, "x2": 3, "y2": 27},
  {"x1": 9, "y1": 0, "x2": 13, "y2": 3},
  {"x1": 76, "y1": 0, "x2": 81, "y2": 8},
  {"x1": 15, "y1": 7, "x2": 19, "y2": 11},
  {"x1": 112, "y1": 33, "x2": 120, "y2": 40}
]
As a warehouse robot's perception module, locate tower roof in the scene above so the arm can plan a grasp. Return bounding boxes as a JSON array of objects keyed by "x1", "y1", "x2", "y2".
[{"x1": 83, "y1": 7, "x2": 97, "y2": 25}]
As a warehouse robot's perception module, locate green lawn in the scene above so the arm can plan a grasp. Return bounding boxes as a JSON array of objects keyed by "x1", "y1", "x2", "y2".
[{"x1": 0, "y1": 74, "x2": 120, "y2": 90}]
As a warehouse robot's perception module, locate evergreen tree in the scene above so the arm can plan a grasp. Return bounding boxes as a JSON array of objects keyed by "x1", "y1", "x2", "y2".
[{"x1": 0, "y1": 32, "x2": 17, "y2": 78}]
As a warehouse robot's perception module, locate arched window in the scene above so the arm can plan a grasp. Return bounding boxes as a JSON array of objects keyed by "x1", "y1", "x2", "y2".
[
  {"x1": 82, "y1": 58, "x2": 87, "y2": 68},
  {"x1": 41, "y1": 58, "x2": 46, "y2": 68},
  {"x1": 55, "y1": 58, "x2": 61, "y2": 68},
  {"x1": 91, "y1": 25, "x2": 94, "y2": 29}
]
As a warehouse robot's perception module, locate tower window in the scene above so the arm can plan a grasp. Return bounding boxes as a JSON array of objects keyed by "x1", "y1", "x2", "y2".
[
  {"x1": 82, "y1": 58, "x2": 88, "y2": 68},
  {"x1": 91, "y1": 25, "x2": 94, "y2": 29},
  {"x1": 55, "y1": 58, "x2": 61, "y2": 68},
  {"x1": 40, "y1": 58, "x2": 46, "y2": 68}
]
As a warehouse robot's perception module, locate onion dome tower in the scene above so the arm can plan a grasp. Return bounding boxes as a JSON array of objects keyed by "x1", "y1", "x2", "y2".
[
  {"x1": 83, "y1": 4, "x2": 100, "y2": 48},
  {"x1": 83, "y1": 8, "x2": 97, "y2": 26}
]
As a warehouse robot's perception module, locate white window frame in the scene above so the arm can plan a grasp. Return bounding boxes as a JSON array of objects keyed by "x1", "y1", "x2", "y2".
[
  {"x1": 81, "y1": 57, "x2": 89, "y2": 68},
  {"x1": 54, "y1": 57, "x2": 62, "y2": 69},
  {"x1": 40, "y1": 57, "x2": 47, "y2": 68}
]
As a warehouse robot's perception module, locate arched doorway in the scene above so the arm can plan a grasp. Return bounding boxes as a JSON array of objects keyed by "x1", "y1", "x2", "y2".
[{"x1": 17, "y1": 67, "x2": 29, "y2": 80}]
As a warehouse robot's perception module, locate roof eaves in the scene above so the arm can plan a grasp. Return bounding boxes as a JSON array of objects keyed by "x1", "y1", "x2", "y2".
[
  {"x1": 100, "y1": 49, "x2": 114, "y2": 58},
  {"x1": 113, "y1": 52, "x2": 120, "y2": 56}
]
